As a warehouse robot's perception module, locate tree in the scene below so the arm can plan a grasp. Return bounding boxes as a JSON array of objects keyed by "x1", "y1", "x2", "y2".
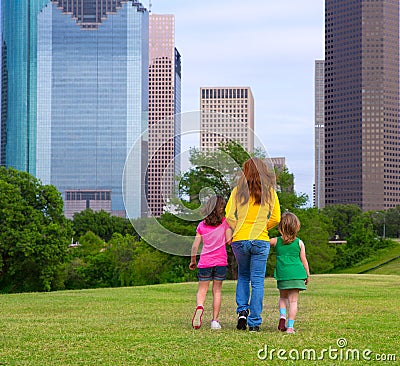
[
  {"x1": 275, "y1": 167, "x2": 308, "y2": 212},
  {"x1": 107, "y1": 233, "x2": 137, "y2": 287},
  {"x1": 295, "y1": 208, "x2": 335, "y2": 273},
  {"x1": 64, "y1": 232, "x2": 133, "y2": 289},
  {"x1": 178, "y1": 165, "x2": 230, "y2": 204},
  {"x1": 130, "y1": 241, "x2": 170, "y2": 286},
  {"x1": 333, "y1": 213, "x2": 378, "y2": 269},
  {"x1": 74, "y1": 231, "x2": 106, "y2": 259},
  {"x1": 389, "y1": 207, "x2": 400, "y2": 238},
  {"x1": 72, "y1": 209, "x2": 135, "y2": 242},
  {"x1": 0, "y1": 167, "x2": 72, "y2": 292},
  {"x1": 178, "y1": 140, "x2": 252, "y2": 204},
  {"x1": 372, "y1": 208, "x2": 400, "y2": 238},
  {"x1": 322, "y1": 204, "x2": 362, "y2": 239}
]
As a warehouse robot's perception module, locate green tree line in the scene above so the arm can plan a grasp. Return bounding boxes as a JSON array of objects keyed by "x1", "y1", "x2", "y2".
[{"x1": 0, "y1": 142, "x2": 397, "y2": 292}]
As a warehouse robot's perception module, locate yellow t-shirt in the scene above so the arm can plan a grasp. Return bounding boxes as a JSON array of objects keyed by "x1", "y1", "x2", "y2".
[{"x1": 225, "y1": 187, "x2": 280, "y2": 242}]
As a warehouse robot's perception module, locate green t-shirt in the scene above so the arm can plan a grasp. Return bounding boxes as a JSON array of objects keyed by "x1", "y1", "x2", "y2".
[{"x1": 274, "y1": 237, "x2": 307, "y2": 281}]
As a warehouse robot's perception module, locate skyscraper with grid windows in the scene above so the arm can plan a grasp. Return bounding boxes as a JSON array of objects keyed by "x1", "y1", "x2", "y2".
[
  {"x1": 147, "y1": 14, "x2": 181, "y2": 217},
  {"x1": 324, "y1": 0, "x2": 400, "y2": 210},
  {"x1": 314, "y1": 60, "x2": 325, "y2": 209},
  {"x1": 200, "y1": 87, "x2": 254, "y2": 153}
]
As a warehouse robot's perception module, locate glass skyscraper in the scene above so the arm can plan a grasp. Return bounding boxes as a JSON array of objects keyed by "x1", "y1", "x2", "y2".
[{"x1": 1, "y1": 0, "x2": 149, "y2": 218}]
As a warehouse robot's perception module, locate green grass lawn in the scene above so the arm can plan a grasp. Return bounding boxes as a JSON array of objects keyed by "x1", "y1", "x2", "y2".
[{"x1": 0, "y1": 275, "x2": 399, "y2": 365}]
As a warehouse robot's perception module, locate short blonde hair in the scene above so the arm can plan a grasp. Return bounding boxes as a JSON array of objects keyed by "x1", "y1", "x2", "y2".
[{"x1": 278, "y1": 212, "x2": 301, "y2": 244}]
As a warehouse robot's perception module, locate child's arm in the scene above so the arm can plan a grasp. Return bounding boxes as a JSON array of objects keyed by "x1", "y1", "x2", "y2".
[
  {"x1": 269, "y1": 237, "x2": 277, "y2": 246},
  {"x1": 225, "y1": 188, "x2": 237, "y2": 230},
  {"x1": 189, "y1": 233, "x2": 202, "y2": 270},
  {"x1": 225, "y1": 227, "x2": 233, "y2": 245},
  {"x1": 299, "y1": 240, "x2": 311, "y2": 284}
]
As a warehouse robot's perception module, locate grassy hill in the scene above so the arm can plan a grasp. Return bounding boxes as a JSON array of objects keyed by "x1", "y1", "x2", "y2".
[
  {"x1": 337, "y1": 241, "x2": 400, "y2": 275},
  {"x1": 367, "y1": 257, "x2": 400, "y2": 275},
  {"x1": 0, "y1": 275, "x2": 398, "y2": 365}
]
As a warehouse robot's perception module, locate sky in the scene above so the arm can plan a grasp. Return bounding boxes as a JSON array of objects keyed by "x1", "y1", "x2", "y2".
[{"x1": 150, "y1": 0, "x2": 325, "y2": 202}]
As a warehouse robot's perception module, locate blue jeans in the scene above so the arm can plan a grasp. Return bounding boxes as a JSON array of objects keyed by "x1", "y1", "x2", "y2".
[{"x1": 231, "y1": 240, "x2": 270, "y2": 327}]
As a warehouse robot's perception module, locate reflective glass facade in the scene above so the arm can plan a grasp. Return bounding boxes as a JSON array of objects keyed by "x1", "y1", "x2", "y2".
[
  {"x1": 1, "y1": 0, "x2": 50, "y2": 172},
  {"x1": 2, "y1": 1, "x2": 149, "y2": 218}
]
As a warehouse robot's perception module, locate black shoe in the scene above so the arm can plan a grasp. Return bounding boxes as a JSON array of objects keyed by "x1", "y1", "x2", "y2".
[
  {"x1": 249, "y1": 326, "x2": 260, "y2": 332},
  {"x1": 236, "y1": 309, "x2": 249, "y2": 330}
]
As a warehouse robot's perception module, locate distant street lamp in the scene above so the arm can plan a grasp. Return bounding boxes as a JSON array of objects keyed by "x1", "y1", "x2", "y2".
[
  {"x1": 375, "y1": 211, "x2": 386, "y2": 238},
  {"x1": 383, "y1": 215, "x2": 386, "y2": 238}
]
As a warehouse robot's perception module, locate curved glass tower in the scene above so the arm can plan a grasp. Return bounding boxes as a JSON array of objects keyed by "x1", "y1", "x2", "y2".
[{"x1": 1, "y1": 1, "x2": 149, "y2": 218}]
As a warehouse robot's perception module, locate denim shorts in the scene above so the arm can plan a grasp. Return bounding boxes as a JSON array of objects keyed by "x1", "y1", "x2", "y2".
[{"x1": 198, "y1": 266, "x2": 227, "y2": 281}]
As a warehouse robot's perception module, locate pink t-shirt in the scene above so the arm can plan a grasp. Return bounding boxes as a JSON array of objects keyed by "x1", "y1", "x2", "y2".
[{"x1": 196, "y1": 218, "x2": 229, "y2": 268}]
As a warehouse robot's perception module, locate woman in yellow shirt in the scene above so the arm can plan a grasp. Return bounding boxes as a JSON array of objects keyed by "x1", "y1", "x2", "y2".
[{"x1": 226, "y1": 157, "x2": 280, "y2": 332}]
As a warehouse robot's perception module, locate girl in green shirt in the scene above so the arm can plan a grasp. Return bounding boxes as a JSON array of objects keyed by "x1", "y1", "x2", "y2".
[{"x1": 270, "y1": 212, "x2": 310, "y2": 334}]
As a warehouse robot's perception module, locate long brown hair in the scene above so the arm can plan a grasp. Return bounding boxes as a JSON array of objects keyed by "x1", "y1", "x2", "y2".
[
  {"x1": 237, "y1": 157, "x2": 276, "y2": 207},
  {"x1": 201, "y1": 195, "x2": 226, "y2": 226},
  {"x1": 279, "y1": 212, "x2": 301, "y2": 244}
]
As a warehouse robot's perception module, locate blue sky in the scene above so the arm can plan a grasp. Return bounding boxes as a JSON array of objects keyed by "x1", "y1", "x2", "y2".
[{"x1": 150, "y1": 0, "x2": 325, "y2": 202}]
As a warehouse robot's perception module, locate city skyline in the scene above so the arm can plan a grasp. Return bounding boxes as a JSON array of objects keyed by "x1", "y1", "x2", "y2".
[
  {"x1": 14, "y1": 1, "x2": 400, "y2": 212},
  {"x1": 150, "y1": 0, "x2": 324, "y2": 202},
  {"x1": 1, "y1": 1, "x2": 324, "y2": 204}
]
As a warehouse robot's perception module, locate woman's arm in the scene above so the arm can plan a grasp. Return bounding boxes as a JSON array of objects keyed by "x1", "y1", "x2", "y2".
[
  {"x1": 189, "y1": 233, "x2": 202, "y2": 270},
  {"x1": 299, "y1": 240, "x2": 311, "y2": 284},
  {"x1": 267, "y1": 190, "x2": 281, "y2": 230},
  {"x1": 269, "y1": 237, "x2": 277, "y2": 246}
]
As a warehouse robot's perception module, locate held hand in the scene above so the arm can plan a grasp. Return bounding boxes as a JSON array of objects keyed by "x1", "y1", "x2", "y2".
[
  {"x1": 189, "y1": 262, "x2": 197, "y2": 270},
  {"x1": 305, "y1": 276, "x2": 310, "y2": 285}
]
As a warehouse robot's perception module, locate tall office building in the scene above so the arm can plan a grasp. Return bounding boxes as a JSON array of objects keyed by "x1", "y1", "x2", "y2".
[
  {"x1": 325, "y1": 0, "x2": 400, "y2": 210},
  {"x1": 1, "y1": 0, "x2": 149, "y2": 218},
  {"x1": 314, "y1": 60, "x2": 325, "y2": 209},
  {"x1": 200, "y1": 87, "x2": 254, "y2": 153},
  {"x1": 147, "y1": 14, "x2": 181, "y2": 217},
  {"x1": 270, "y1": 157, "x2": 286, "y2": 173}
]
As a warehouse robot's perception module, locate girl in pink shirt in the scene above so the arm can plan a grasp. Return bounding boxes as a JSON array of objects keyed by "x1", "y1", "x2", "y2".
[{"x1": 189, "y1": 195, "x2": 232, "y2": 330}]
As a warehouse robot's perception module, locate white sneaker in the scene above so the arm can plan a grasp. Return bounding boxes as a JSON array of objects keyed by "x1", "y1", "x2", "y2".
[{"x1": 210, "y1": 320, "x2": 221, "y2": 330}]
